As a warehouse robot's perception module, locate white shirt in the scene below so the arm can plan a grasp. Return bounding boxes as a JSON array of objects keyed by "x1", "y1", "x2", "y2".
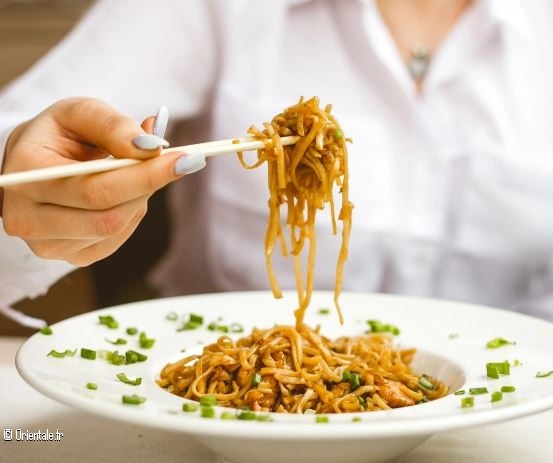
[{"x1": 1, "y1": 0, "x2": 553, "y2": 320}]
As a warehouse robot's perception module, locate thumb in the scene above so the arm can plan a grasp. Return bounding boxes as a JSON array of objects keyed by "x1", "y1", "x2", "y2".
[{"x1": 50, "y1": 97, "x2": 168, "y2": 160}]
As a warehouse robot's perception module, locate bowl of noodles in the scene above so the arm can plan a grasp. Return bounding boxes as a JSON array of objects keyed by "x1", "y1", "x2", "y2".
[{"x1": 15, "y1": 290, "x2": 553, "y2": 463}]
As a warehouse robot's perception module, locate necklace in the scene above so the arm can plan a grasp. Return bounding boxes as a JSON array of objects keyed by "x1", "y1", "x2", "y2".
[{"x1": 407, "y1": 43, "x2": 432, "y2": 81}]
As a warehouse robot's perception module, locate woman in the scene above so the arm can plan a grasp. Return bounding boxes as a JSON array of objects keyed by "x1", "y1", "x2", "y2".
[{"x1": 1, "y1": 0, "x2": 553, "y2": 321}]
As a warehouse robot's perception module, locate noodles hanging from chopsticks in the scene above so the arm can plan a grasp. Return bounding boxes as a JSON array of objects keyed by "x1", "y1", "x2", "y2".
[
  {"x1": 237, "y1": 96, "x2": 353, "y2": 327},
  {"x1": 157, "y1": 98, "x2": 448, "y2": 414}
]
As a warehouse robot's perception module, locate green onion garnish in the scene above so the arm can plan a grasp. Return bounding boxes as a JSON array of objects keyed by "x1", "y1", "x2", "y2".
[
  {"x1": 461, "y1": 397, "x2": 474, "y2": 408},
  {"x1": 199, "y1": 395, "x2": 217, "y2": 407},
  {"x1": 116, "y1": 372, "x2": 142, "y2": 386},
  {"x1": 190, "y1": 313, "x2": 203, "y2": 324},
  {"x1": 352, "y1": 416, "x2": 362, "y2": 422},
  {"x1": 47, "y1": 349, "x2": 76, "y2": 358},
  {"x1": 182, "y1": 403, "x2": 199, "y2": 412},
  {"x1": 316, "y1": 415, "x2": 329, "y2": 423},
  {"x1": 237, "y1": 411, "x2": 257, "y2": 420},
  {"x1": 333, "y1": 129, "x2": 342, "y2": 139},
  {"x1": 491, "y1": 391, "x2": 503, "y2": 403},
  {"x1": 200, "y1": 406, "x2": 215, "y2": 418},
  {"x1": 343, "y1": 371, "x2": 361, "y2": 390},
  {"x1": 126, "y1": 327, "x2": 138, "y2": 335},
  {"x1": 105, "y1": 337, "x2": 127, "y2": 345},
  {"x1": 358, "y1": 396, "x2": 367, "y2": 408},
  {"x1": 469, "y1": 387, "x2": 488, "y2": 395},
  {"x1": 318, "y1": 308, "x2": 331, "y2": 315},
  {"x1": 86, "y1": 382, "x2": 98, "y2": 390},
  {"x1": 98, "y1": 315, "x2": 118, "y2": 329},
  {"x1": 418, "y1": 374, "x2": 435, "y2": 390},
  {"x1": 366, "y1": 319, "x2": 400, "y2": 336},
  {"x1": 536, "y1": 371, "x2": 553, "y2": 378},
  {"x1": 166, "y1": 312, "x2": 178, "y2": 321},
  {"x1": 486, "y1": 361, "x2": 510, "y2": 379},
  {"x1": 251, "y1": 373, "x2": 262, "y2": 387},
  {"x1": 454, "y1": 390, "x2": 465, "y2": 395},
  {"x1": 39, "y1": 326, "x2": 53, "y2": 335},
  {"x1": 256, "y1": 415, "x2": 273, "y2": 422},
  {"x1": 229, "y1": 323, "x2": 244, "y2": 333},
  {"x1": 512, "y1": 359, "x2": 522, "y2": 367},
  {"x1": 122, "y1": 394, "x2": 146, "y2": 405},
  {"x1": 501, "y1": 386, "x2": 516, "y2": 393},
  {"x1": 80, "y1": 348, "x2": 97, "y2": 360},
  {"x1": 139, "y1": 332, "x2": 155, "y2": 349},
  {"x1": 178, "y1": 314, "x2": 203, "y2": 331},
  {"x1": 486, "y1": 337, "x2": 516, "y2": 349},
  {"x1": 124, "y1": 350, "x2": 148, "y2": 364},
  {"x1": 220, "y1": 411, "x2": 237, "y2": 420},
  {"x1": 109, "y1": 351, "x2": 126, "y2": 365}
]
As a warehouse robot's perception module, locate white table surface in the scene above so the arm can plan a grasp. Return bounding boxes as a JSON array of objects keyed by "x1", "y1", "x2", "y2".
[{"x1": 1, "y1": 336, "x2": 552, "y2": 463}]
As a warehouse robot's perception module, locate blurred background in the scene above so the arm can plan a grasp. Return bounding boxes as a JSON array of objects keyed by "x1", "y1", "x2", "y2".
[{"x1": 0, "y1": 0, "x2": 170, "y2": 335}]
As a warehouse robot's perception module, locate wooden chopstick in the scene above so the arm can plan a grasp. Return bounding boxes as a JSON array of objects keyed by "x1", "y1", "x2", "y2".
[{"x1": 0, "y1": 135, "x2": 300, "y2": 187}]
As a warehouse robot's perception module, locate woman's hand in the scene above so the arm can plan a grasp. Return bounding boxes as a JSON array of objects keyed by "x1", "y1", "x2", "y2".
[{"x1": 0, "y1": 97, "x2": 199, "y2": 266}]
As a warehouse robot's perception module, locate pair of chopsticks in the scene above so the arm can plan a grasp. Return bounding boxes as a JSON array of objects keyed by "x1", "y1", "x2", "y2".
[{"x1": 0, "y1": 135, "x2": 300, "y2": 187}]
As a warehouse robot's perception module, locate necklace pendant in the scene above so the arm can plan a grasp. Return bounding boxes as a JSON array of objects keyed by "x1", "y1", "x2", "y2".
[{"x1": 408, "y1": 44, "x2": 431, "y2": 81}]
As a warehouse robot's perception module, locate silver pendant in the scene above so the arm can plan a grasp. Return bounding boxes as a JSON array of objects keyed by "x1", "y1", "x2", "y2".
[{"x1": 408, "y1": 44, "x2": 431, "y2": 81}]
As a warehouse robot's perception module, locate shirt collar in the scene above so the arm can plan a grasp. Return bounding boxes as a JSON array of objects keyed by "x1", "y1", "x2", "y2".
[{"x1": 480, "y1": 0, "x2": 533, "y2": 42}]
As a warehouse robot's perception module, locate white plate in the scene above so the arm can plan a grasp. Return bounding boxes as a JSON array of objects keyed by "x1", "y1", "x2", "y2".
[{"x1": 16, "y1": 291, "x2": 553, "y2": 463}]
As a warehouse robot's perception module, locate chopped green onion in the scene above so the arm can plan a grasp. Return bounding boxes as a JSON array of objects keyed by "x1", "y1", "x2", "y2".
[
  {"x1": 124, "y1": 350, "x2": 148, "y2": 364},
  {"x1": 251, "y1": 373, "x2": 262, "y2": 387},
  {"x1": 486, "y1": 361, "x2": 510, "y2": 379},
  {"x1": 139, "y1": 332, "x2": 155, "y2": 349},
  {"x1": 165, "y1": 311, "x2": 178, "y2": 321},
  {"x1": 122, "y1": 394, "x2": 146, "y2": 405},
  {"x1": 182, "y1": 403, "x2": 199, "y2": 412},
  {"x1": 343, "y1": 371, "x2": 361, "y2": 390},
  {"x1": 98, "y1": 315, "x2": 118, "y2": 329},
  {"x1": 318, "y1": 308, "x2": 331, "y2": 315},
  {"x1": 105, "y1": 337, "x2": 127, "y2": 345},
  {"x1": 199, "y1": 394, "x2": 217, "y2": 407},
  {"x1": 366, "y1": 319, "x2": 400, "y2": 336},
  {"x1": 200, "y1": 406, "x2": 215, "y2": 418},
  {"x1": 491, "y1": 391, "x2": 503, "y2": 403},
  {"x1": 229, "y1": 323, "x2": 244, "y2": 333},
  {"x1": 86, "y1": 382, "x2": 98, "y2": 390},
  {"x1": 358, "y1": 396, "x2": 367, "y2": 408},
  {"x1": 461, "y1": 397, "x2": 474, "y2": 408},
  {"x1": 512, "y1": 359, "x2": 522, "y2": 367},
  {"x1": 178, "y1": 315, "x2": 203, "y2": 331},
  {"x1": 237, "y1": 411, "x2": 257, "y2": 420},
  {"x1": 454, "y1": 390, "x2": 465, "y2": 395},
  {"x1": 352, "y1": 416, "x2": 362, "y2": 422},
  {"x1": 316, "y1": 415, "x2": 329, "y2": 423},
  {"x1": 501, "y1": 386, "x2": 516, "y2": 393},
  {"x1": 80, "y1": 348, "x2": 97, "y2": 360},
  {"x1": 39, "y1": 326, "x2": 53, "y2": 335},
  {"x1": 190, "y1": 313, "x2": 203, "y2": 324},
  {"x1": 109, "y1": 351, "x2": 126, "y2": 365},
  {"x1": 333, "y1": 129, "x2": 342, "y2": 139},
  {"x1": 486, "y1": 337, "x2": 516, "y2": 349},
  {"x1": 116, "y1": 372, "x2": 142, "y2": 386},
  {"x1": 469, "y1": 387, "x2": 488, "y2": 395},
  {"x1": 220, "y1": 411, "x2": 237, "y2": 420},
  {"x1": 418, "y1": 374, "x2": 435, "y2": 390},
  {"x1": 126, "y1": 327, "x2": 138, "y2": 335},
  {"x1": 536, "y1": 371, "x2": 553, "y2": 378},
  {"x1": 256, "y1": 415, "x2": 273, "y2": 422},
  {"x1": 47, "y1": 349, "x2": 76, "y2": 358}
]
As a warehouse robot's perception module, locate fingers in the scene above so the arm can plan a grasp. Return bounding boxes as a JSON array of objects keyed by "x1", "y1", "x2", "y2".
[{"x1": 51, "y1": 98, "x2": 168, "y2": 160}]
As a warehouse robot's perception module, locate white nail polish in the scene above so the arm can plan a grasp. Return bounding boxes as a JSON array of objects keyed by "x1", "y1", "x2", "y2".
[
  {"x1": 153, "y1": 106, "x2": 169, "y2": 138},
  {"x1": 133, "y1": 134, "x2": 169, "y2": 150},
  {"x1": 175, "y1": 152, "x2": 206, "y2": 175}
]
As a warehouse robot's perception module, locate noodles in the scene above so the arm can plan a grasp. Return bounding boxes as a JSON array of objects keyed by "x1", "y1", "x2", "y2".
[
  {"x1": 237, "y1": 96, "x2": 353, "y2": 327},
  {"x1": 157, "y1": 98, "x2": 448, "y2": 414},
  {"x1": 158, "y1": 326, "x2": 448, "y2": 413}
]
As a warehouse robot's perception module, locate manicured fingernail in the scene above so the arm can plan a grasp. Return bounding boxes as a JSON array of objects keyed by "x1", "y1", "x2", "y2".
[
  {"x1": 133, "y1": 134, "x2": 169, "y2": 150},
  {"x1": 153, "y1": 106, "x2": 169, "y2": 138},
  {"x1": 175, "y1": 151, "x2": 206, "y2": 175}
]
